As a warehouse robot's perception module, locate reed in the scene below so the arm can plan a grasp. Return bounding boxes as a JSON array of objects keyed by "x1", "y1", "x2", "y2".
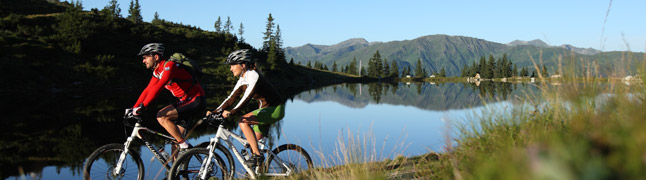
[{"x1": 416, "y1": 51, "x2": 646, "y2": 179}]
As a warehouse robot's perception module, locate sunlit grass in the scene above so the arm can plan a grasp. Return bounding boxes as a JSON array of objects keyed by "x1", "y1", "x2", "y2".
[
  {"x1": 271, "y1": 50, "x2": 646, "y2": 180},
  {"x1": 416, "y1": 51, "x2": 646, "y2": 179}
]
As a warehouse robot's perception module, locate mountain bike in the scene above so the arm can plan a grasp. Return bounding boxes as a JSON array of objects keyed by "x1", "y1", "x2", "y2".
[
  {"x1": 168, "y1": 113, "x2": 313, "y2": 180},
  {"x1": 82, "y1": 113, "x2": 227, "y2": 180}
]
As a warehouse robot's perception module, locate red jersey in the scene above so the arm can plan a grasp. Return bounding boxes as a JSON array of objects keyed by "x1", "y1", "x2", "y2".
[{"x1": 133, "y1": 60, "x2": 205, "y2": 108}]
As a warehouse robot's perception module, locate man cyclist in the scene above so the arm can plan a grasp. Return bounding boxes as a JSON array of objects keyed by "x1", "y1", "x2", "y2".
[
  {"x1": 206, "y1": 49, "x2": 285, "y2": 166},
  {"x1": 126, "y1": 43, "x2": 206, "y2": 153}
]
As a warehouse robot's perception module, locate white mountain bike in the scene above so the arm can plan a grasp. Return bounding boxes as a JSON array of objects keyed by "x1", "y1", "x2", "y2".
[
  {"x1": 82, "y1": 113, "x2": 227, "y2": 180},
  {"x1": 168, "y1": 113, "x2": 313, "y2": 180}
]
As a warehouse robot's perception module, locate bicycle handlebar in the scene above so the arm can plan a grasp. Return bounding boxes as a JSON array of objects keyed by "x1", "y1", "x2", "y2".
[
  {"x1": 123, "y1": 114, "x2": 142, "y2": 127},
  {"x1": 203, "y1": 113, "x2": 225, "y2": 126}
]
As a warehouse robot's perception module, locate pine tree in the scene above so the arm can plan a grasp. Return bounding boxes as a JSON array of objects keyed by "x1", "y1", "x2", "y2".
[
  {"x1": 128, "y1": 0, "x2": 144, "y2": 23},
  {"x1": 348, "y1": 57, "x2": 358, "y2": 75},
  {"x1": 512, "y1": 64, "x2": 518, "y2": 77},
  {"x1": 461, "y1": 64, "x2": 468, "y2": 77},
  {"x1": 383, "y1": 58, "x2": 390, "y2": 77},
  {"x1": 439, "y1": 67, "x2": 446, "y2": 77},
  {"x1": 214, "y1": 17, "x2": 222, "y2": 33},
  {"x1": 224, "y1": 16, "x2": 232, "y2": 33},
  {"x1": 224, "y1": 16, "x2": 234, "y2": 38},
  {"x1": 390, "y1": 59, "x2": 399, "y2": 77},
  {"x1": 262, "y1": 13, "x2": 275, "y2": 50},
  {"x1": 479, "y1": 56, "x2": 487, "y2": 78},
  {"x1": 486, "y1": 55, "x2": 495, "y2": 78},
  {"x1": 415, "y1": 58, "x2": 424, "y2": 78},
  {"x1": 368, "y1": 51, "x2": 383, "y2": 78},
  {"x1": 127, "y1": 0, "x2": 142, "y2": 23},
  {"x1": 361, "y1": 67, "x2": 366, "y2": 76},
  {"x1": 520, "y1": 67, "x2": 528, "y2": 77},
  {"x1": 306, "y1": 61, "x2": 311, "y2": 68},
  {"x1": 541, "y1": 65, "x2": 549, "y2": 77},
  {"x1": 275, "y1": 25, "x2": 283, "y2": 49},
  {"x1": 103, "y1": 0, "x2": 120, "y2": 18},
  {"x1": 238, "y1": 23, "x2": 245, "y2": 42}
]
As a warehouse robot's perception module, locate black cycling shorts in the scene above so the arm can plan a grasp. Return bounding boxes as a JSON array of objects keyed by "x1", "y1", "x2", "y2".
[{"x1": 171, "y1": 96, "x2": 206, "y2": 128}]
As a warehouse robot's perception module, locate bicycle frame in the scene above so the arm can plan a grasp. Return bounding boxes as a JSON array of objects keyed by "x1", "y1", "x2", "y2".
[
  {"x1": 199, "y1": 123, "x2": 294, "y2": 179},
  {"x1": 113, "y1": 122, "x2": 176, "y2": 176}
]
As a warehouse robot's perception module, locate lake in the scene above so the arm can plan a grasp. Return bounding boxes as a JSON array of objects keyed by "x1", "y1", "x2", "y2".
[{"x1": 1, "y1": 82, "x2": 538, "y2": 179}]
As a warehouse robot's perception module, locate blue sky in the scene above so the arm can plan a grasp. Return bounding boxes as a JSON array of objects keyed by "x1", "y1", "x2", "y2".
[{"x1": 82, "y1": 0, "x2": 645, "y2": 52}]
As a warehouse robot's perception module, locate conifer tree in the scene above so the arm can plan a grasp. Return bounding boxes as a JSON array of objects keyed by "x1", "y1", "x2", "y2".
[
  {"x1": 224, "y1": 16, "x2": 233, "y2": 34},
  {"x1": 348, "y1": 57, "x2": 358, "y2": 75},
  {"x1": 368, "y1": 51, "x2": 383, "y2": 78},
  {"x1": 238, "y1": 23, "x2": 245, "y2": 42},
  {"x1": 479, "y1": 56, "x2": 487, "y2": 78},
  {"x1": 415, "y1": 58, "x2": 424, "y2": 78},
  {"x1": 439, "y1": 67, "x2": 446, "y2": 77},
  {"x1": 127, "y1": 0, "x2": 142, "y2": 23},
  {"x1": 275, "y1": 25, "x2": 283, "y2": 49},
  {"x1": 262, "y1": 13, "x2": 275, "y2": 50},
  {"x1": 214, "y1": 16, "x2": 222, "y2": 33},
  {"x1": 390, "y1": 59, "x2": 399, "y2": 77},
  {"x1": 486, "y1": 55, "x2": 495, "y2": 78},
  {"x1": 266, "y1": 40, "x2": 279, "y2": 71},
  {"x1": 383, "y1": 58, "x2": 390, "y2": 77},
  {"x1": 541, "y1": 65, "x2": 549, "y2": 77},
  {"x1": 103, "y1": 0, "x2": 120, "y2": 18},
  {"x1": 512, "y1": 64, "x2": 518, "y2": 77}
]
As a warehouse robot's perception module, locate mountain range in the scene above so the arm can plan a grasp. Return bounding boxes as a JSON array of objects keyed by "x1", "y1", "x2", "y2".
[{"x1": 285, "y1": 35, "x2": 641, "y2": 77}]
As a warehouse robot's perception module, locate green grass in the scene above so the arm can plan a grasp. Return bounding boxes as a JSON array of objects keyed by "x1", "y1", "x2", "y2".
[{"x1": 270, "y1": 53, "x2": 646, "y2": 179}]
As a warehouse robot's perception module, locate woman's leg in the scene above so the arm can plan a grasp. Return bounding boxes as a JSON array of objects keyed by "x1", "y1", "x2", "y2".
[{"x1": 239, "y1": 112, "x2": 261, "y2": 155}]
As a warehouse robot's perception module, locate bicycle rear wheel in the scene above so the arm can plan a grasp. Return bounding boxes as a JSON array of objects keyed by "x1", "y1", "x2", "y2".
[
  {"x1": 169, "y1": 147, "x2": 227, "y2": 180},
  {"x1": 265, "y1": 144, "x2": 313, "y2": 175},
  {"x1": 83, "y1": 143, "x2": 144, "y2": 180}
]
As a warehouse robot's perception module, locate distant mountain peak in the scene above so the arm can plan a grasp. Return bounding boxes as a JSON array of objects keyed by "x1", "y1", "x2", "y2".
[
  {"x1": 560, "y1": 44, "x2": 601, "y2": 55},
  {"x1": 337, "y1": 38, "x2": 369, "y2": 45},
  {"x1": 508, "y1": 39, "x2": 549, "y2": 47}
]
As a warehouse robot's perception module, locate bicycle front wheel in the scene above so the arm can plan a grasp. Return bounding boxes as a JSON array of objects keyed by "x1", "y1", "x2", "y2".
[
  {"x1": 169, "y1": 148, "x2": 227, "y2": 180},
  {"x1": 83, "y1": 143, "x2": 144, "y2": 180},
  {"x1": 265, "y1": 144, "x2": 313, "y2": 175}
]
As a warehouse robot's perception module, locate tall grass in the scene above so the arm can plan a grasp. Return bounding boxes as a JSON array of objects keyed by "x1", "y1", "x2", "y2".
[
  {"x1": 416, "y1": 51, "x2": 646, "y2": 179},
  {"x1": 278, "y1": 51, "x2": 646, "y2": 179}
]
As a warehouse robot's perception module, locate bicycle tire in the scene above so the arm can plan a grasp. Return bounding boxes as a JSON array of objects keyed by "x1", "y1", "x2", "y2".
[
  {"x1": 264, "y1": 144, "x2": 313, "y2": 175},
  {"x1": 196, "y1": 142, "x2": 234, "y2": 179},
  {"x1": 83, "y1": 143, "x2": 144, "y2": 180},
  {"x1": 168, "y1": 148, "x2": 227, "y2": 180}
]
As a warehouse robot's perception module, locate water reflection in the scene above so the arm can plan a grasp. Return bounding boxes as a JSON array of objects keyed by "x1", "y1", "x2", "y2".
[
  {"x1": 296, "y1": 82, "x2": 536, "y2": 111},
  {"x1": 1, "y1": 82, "x2": 535, "y2": 179}
]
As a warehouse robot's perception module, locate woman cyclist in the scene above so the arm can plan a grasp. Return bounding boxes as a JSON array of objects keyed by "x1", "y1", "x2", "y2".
[{"x1": 207, "y1": 49, "x2": 285, "y2": 166}]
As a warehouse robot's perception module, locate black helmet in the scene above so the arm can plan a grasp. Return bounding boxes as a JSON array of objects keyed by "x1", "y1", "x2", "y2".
[
  {"x1": 138, "y1": 43, "x2": 165, "y2": 56},
  {"x1": 224, "y1": 49, "x2": 252, "y2": 64}
]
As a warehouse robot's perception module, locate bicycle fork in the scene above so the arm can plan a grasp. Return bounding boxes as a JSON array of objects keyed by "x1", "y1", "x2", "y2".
[
  {"x1": 114, "y1": 123, "x2": 141, "y2": 176},
  {"x1": 199, "y1": 136, "x2": 219, "y2": 180}
]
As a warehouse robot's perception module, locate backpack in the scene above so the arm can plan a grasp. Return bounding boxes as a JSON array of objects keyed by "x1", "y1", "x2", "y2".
[{"x1": 167, "y1": 52, "x2": 203, "y2": 82}]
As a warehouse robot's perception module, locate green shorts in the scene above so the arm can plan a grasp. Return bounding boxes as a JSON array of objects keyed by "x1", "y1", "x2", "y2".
[{"x1": 251, "y1": 103, "x2": 285, "y2": 135}]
